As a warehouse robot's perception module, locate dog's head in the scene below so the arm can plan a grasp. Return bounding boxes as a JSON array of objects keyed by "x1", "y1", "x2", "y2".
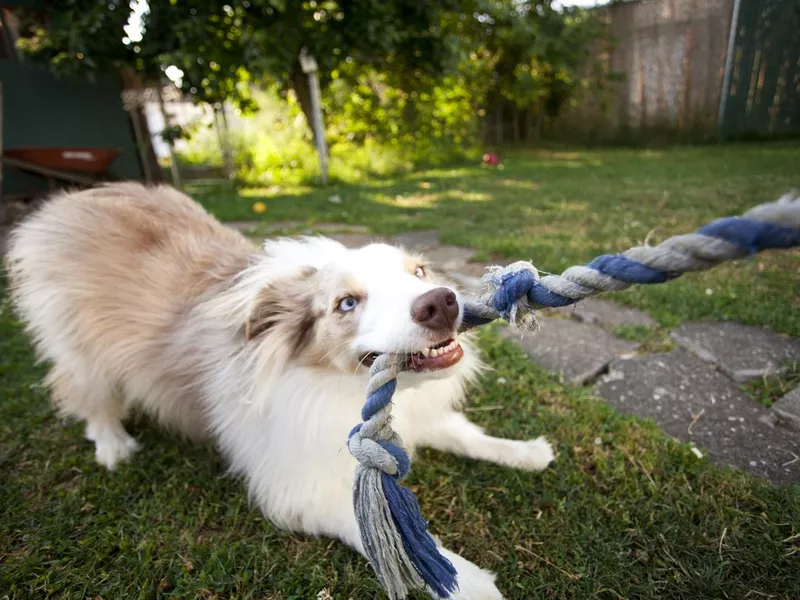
[{"x1": 238, "y1": 236, "x2": 473, "y2": 380}]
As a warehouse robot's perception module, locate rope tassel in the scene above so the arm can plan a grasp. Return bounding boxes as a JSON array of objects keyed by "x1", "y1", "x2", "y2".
[
  {"x1": 348, "y1": 192, "x2": 800, "y2": 599},
  {"x1": 348, "y1": 355, "x2": 458, "y2": 599}
]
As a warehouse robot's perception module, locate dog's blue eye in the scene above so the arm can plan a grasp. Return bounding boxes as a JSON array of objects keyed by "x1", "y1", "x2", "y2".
[{"x1": 338, "y1": 297, "x2": 359, "y2": 312}]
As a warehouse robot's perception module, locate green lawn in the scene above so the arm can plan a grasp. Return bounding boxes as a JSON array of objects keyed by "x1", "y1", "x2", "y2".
[{"x1": 2, "y1": 144, "x2": 800, "y2": 599}]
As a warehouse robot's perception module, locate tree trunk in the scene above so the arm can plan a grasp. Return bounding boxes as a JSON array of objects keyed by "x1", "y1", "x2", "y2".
[
  {"x1": 292, "y1": 67, "x2": 318, "y2": 144},
  {"x1": 534, "y1": 97, "x2": 545, "y2": 140},
  {"x1": 525, "y1": 108, "x2": 534, "y2": 141},
  {"x1": 495, "y1": 102, "x2": 503, "y2": 146},
  {"x1": 512, "y1": 108, "x2": 520, "y2": 145},
  {"x1": 214, "y1": 106, "x2": 234, "y2": 180}
]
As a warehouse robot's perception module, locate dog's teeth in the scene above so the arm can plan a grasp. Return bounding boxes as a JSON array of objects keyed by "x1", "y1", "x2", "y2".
[
  {"x1": 430, "y1": 348, "x2": 439, "y2": 357},
  {"x1": 421, "y1": 348, "x2": 430, "y2": 357}
]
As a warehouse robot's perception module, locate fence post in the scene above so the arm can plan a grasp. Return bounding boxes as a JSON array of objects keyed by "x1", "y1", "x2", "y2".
[
  {"x1": 157, "y1": 85, "x2": 182, "y2": 188},
  {"x1": 717, "y1": 0, "x2": 743, "y2": 140},
  {"x1": 214, "y1": 104, "x2": 234, "y2": 180}
]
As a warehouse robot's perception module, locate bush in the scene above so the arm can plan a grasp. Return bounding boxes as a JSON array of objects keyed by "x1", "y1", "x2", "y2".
[{"x1": 177, "y1": 78, "x2": 482, "y2": 185}]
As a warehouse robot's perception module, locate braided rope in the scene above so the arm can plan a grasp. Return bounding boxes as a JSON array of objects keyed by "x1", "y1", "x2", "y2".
[
  {"x1": 463, "y1": 191, "x2": 800, "y2": 328},
  {"x1": 348, "y1": 192, "x2": 800, "y2": 599}
]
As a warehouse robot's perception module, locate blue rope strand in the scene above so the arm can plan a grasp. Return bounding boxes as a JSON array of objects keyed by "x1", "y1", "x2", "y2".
[
  {"x1": 526, "y1": 283, "x2": 576, "y2": 307},
  {"x1": 381, "y1": 473, "x2": 459, "y2": 599},
  {"x1": 362, "y1": 379, "x2": 396, "y2": 420},
  {"x1": 588, "y1": 254, "x2": 674, "y2": 284},
  {"x1": 698, "y1": 217, "x2": 800, "y2": 253}
]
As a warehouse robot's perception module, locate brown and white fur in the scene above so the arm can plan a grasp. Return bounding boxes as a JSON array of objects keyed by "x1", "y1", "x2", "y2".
[{"x1": 5, "y1": 183, "x2": 555, "y2": 599}]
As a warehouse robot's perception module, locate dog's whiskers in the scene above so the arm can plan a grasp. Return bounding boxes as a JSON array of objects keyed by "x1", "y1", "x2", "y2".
[{"x1": 319, "y1": 339, "x2": 356, "y2": 365}]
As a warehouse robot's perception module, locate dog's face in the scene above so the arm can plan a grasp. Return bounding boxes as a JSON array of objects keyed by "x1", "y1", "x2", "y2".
[{"x1": 245, "y1": 238, "x2": 467, "y2": 378}]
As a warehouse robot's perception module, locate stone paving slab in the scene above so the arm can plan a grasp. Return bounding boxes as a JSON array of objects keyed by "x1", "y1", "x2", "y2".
[
  {"x1": 540, "y1": 298, "x2": 656, "y2": 329},
  {"x1": 306, "y1": 223, "x2": 371, "y2": 234},
  {"x1": 444, "y1": 270, "x2": 485, "y2": 295},
  {"x1": 323, "y1": 233, "x2": 388, "y2": 249},
  {"x1": 423, "y1": 245, "x2": 477, "y2": 271},
  {"x1": 671, "y1": 321, "x2": 800, "y2": 383},
  {"x1": 226, "y1": 220, "x2": 299, "y2": 234},
  {"x1": 570, "y1": 298, "x2": 657, "y2": 329},
  {"x1": 452, "y1": 262, "x2": 491, "y2": 279},
  {"x1": 443, "y1": 263, "x2": 490, "y2": 295},
  {"x1": 597, "y1": 349, "x2": 800, "y2": 484},
  {"x1": 771, "y1": 386, "x2": 800, "y2": 433},
  {"x1": 500, "y1": 317, "x2": 639, "y2": 385},
  {"x1": 389, "y1": 230, "x2": 440, "y2": 251}
]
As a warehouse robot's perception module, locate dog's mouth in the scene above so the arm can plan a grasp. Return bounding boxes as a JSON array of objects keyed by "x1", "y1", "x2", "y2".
[{"x1": 360, "y1": 337, "x2": 464, "y2": 372}]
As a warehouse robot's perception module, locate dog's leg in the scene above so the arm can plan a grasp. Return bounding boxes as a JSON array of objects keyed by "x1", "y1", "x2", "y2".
[
  {"x1": 48, "y1": 367, "x2": 139, "y2": 470},
  {"x1": 439, "y1": 547, "x2": 504, "y2": 600},
  {"x1": 417, "y1": 411, "x2": 555, "y2": 472}
]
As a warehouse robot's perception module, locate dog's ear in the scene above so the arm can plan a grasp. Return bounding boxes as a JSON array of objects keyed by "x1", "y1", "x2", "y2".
[{"x1": 245, "y1": 267, "x2": 319, "y2": 354}]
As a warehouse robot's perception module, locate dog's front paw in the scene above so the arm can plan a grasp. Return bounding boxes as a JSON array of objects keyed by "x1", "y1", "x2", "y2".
[
  {"x1": 87, "y1": 423, "x2": 140, "y2": 470},
  {"x1": 517, "y1": 436, "x2": 556, "y2": 472},
  {"x1": 441, "y1": 550, "x2": 504, "y2": 600},
  {"x1": 452, "y1": 569, "x2": 504, "y2": 600}
]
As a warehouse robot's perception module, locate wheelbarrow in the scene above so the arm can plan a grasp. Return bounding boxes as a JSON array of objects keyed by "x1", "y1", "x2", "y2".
[
  {"x1": 3, "y1": 146, "x2": 121, "y2": 188},
  {"x1": 1, "y1": 146, "x2": 121, "y2": 223}
]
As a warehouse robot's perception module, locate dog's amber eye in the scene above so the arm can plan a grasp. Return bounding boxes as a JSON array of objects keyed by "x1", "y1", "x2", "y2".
[
  {"x1": 337, "y1": 296, "x2": 359, "y2": 312},
  {"x1": 415, "y1": 266, "x2": 426, "y2": 278}
]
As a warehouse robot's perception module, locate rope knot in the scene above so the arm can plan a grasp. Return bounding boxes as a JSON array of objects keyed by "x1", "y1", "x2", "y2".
[
  {"x1": 347, "y1": 430, "x2": 410, "y2": 477},
  {"x1": 481, "y1": 261, "x2": 541, "y2": 332}
]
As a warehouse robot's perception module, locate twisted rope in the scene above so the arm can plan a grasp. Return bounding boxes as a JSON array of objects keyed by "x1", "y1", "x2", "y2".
[
  {"x1": 348, "y1": 192, "x2": 800, "y2": 599},
  {"x1": 462, "y1": 191, "x2": 800, "y2": 329}
]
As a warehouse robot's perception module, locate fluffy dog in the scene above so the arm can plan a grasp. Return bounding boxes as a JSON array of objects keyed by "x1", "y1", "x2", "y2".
[{"x1": 6, "y1": 183, "x2": 555, "y2": 599}]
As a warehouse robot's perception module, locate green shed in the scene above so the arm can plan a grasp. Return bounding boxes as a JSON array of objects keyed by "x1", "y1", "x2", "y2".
[{"x1": 1, "y1": 1, "x2": 144, "y2": 204}]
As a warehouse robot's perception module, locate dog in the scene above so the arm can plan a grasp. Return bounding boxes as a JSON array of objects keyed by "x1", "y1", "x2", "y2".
[{"x1": 6, "y1": 182, "x2": 555, "y2": 599}]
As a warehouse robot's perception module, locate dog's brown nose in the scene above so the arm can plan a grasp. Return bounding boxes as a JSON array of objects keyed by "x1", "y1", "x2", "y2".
[{"x1": 411, "y1": 287, "x2": 459, "y2": 332}]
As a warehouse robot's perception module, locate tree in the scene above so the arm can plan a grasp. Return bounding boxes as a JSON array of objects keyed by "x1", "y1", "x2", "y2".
[
  {"x1": 17, "y1": 0, "x2": 463, "y2": 139},
  {"x1": 450, "y1": 0, "x2": 608, "y2": 142}
]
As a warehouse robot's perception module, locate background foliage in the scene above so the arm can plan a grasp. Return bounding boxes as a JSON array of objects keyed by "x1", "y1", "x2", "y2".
[{"x1": 16, "y1": 0, "x2": 610, "y2": 181}]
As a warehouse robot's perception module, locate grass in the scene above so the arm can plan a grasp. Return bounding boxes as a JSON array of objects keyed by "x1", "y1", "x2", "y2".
[
  {"x1": 2, "y1": 143, "x2": 800, "y2": 599},
  {"x1": 740, "y1": 362, "x2": 800, "y2": 408},
  {"x1": 194, "y1": 143, "x2": 800, "y2": 336}
]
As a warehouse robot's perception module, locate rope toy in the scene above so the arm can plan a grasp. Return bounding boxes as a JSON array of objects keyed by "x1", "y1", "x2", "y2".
[{"x1": 347, "y1": 192, "x2": 800, "y2": 599}]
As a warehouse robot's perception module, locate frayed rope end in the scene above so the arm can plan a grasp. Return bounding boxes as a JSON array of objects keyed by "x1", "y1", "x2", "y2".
[
  {"x1": 481, "y1": 261, "x2": 541, "y2": 333},
  {"x1": 353, "y1": 466, "x2": 458, "y2": 600}
]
